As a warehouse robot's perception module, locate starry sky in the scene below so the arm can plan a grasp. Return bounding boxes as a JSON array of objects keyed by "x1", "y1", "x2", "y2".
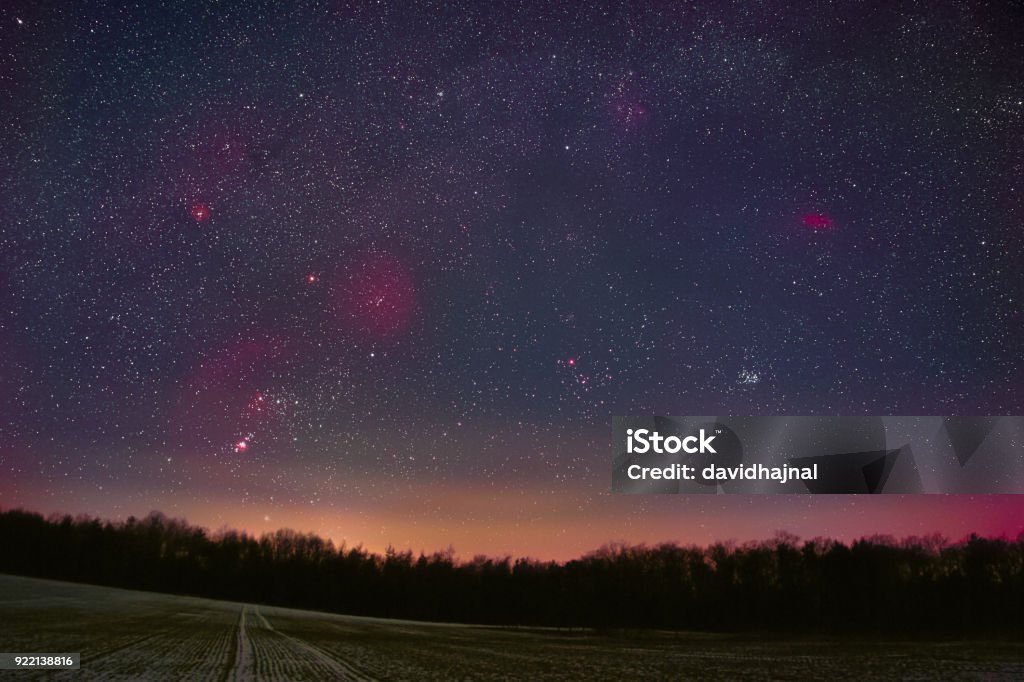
[{"x1": 2, "y1": 1, "x2": 1023, "y2": 560}]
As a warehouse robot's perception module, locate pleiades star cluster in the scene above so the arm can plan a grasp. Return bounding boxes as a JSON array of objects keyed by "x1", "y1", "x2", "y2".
[{"x1": 2, "y1": 1, "x2": 1022, "y2": 558}]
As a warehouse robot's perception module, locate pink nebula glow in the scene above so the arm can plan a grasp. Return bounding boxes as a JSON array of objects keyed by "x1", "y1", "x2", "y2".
[{"x1": 802, "y1": 213, "x2": 833, "y2": 230}]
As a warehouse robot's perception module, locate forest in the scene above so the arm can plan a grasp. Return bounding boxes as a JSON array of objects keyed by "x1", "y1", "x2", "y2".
[{"x1": 1, "y1": 508, "x2": 1021, "y2": 634}]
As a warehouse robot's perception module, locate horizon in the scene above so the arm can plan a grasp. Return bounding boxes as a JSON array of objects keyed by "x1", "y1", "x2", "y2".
[{"x1": 6, "y1": 495, "x2": 1023, "y2": 562}]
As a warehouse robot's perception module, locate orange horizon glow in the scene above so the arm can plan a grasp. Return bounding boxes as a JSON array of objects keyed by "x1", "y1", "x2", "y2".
[{"x1": 6, "y1": 483, "x2": 1024, "y2": 562}]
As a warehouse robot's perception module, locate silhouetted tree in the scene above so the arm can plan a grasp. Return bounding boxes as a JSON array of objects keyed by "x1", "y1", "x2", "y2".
[{"x1": 1, "y1": 507, "x2": 1021, "y2": 634}]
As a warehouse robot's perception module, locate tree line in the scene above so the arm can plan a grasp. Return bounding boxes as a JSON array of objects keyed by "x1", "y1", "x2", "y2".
[{"x1": 1, "y1": 508, "x2": 1021, "y2": 633}]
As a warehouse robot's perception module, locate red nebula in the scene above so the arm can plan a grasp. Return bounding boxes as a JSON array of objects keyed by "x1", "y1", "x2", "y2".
[
  {"x1": 568, "y1": 358, "x2": 576, "y2": 366},
  {"x1": 235, "y1": 440, "x2": 248, "y2": 452},
  {"x1": 191, "y1": 202, "x2": 211, "y2": 222},
  {"x1": 801, "y1": 213, "x2": 833, "y2": 230},
  {"x1": 171, "y1": 335, "x2": 292, "y2": 448},
  {"x1": 332, "y1": 255, "x2": 416, "y2": 338}
]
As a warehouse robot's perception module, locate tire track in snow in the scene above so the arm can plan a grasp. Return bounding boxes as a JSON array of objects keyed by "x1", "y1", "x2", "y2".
[
  {"x1": 223, "y1": 604, "x2": 255, "y2": 682},
  {"x1": 252, "y1": 605, "x2": 376, "y2": 681}
]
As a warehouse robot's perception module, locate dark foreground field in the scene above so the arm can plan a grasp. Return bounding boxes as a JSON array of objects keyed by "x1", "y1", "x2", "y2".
[{"x1": 0, "y1": 574, "x2": 1022, "y2": 680}]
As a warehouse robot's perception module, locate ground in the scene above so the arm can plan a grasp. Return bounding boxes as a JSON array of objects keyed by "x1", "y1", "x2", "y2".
[{"x1": 0, "y1": 574, "x2": 1021, "y2": 680}]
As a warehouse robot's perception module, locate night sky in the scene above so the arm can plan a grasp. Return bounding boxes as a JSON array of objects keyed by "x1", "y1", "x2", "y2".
[{"x1": 2, "y1": 1, "x2": 1023, "y2": 560}]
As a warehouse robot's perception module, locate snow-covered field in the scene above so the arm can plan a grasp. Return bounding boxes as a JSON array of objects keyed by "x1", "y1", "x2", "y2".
[{"x1": 1, "y1": 574, "x2": 1021, "y2": 680}]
